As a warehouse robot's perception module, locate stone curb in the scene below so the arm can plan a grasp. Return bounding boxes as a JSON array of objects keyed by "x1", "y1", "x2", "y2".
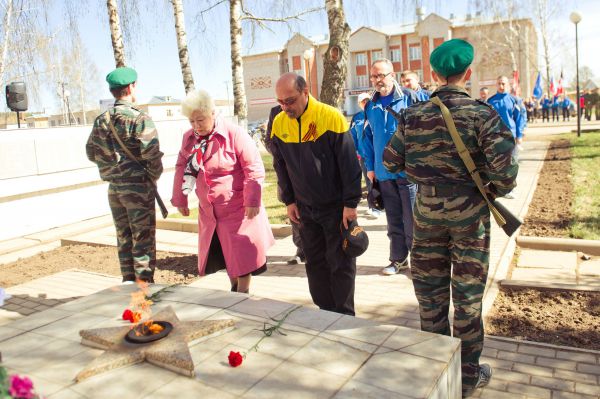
[
  {"x1": 487, "y1": 334, "x2": 600, "y2": 357},
  {"x1": 499, "y1": 279, "x2": 600, "y2": 292},
  {"x1": 517, "y1": 236, "x2": 600, "y2": 256},
  {"x1": 157, "y1": 218, "x2": 292, "y2": 238}
]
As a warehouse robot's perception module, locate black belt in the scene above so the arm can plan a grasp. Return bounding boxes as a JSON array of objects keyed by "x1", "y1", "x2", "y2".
[
  {"x1": 109, "y1": 176, "x2": 148, "y2": 183},
  {"x1": 419, "y1": 185, "x2": 478, "y2": 197}
]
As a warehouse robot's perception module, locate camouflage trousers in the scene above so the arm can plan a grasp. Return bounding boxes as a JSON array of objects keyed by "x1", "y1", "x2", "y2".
[
  {"x1": 410, "y1": 192, "x2": 490, "y2": 392},
  {"x1": 108, "y1": 182, "x2": 156, "y2": 282}
]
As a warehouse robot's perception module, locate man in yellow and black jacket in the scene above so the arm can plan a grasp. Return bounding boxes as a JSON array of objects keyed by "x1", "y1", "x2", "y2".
[{"x1": 270, "y1": 73, "x2": 362, "y2": 316}]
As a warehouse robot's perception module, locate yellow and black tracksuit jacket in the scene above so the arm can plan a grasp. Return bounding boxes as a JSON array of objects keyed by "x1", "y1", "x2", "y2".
[{"x1": 270, "y1": 96, "x2": 362, "y2": 209}]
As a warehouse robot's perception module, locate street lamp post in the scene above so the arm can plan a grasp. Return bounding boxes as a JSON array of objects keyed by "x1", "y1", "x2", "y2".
[{"x1": 570, "y1": 10, "x2": 582, "y2": 137}]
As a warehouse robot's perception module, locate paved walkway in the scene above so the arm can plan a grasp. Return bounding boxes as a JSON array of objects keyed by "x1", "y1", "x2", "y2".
[{"x1": 2, "y1": 135, "x2": 600, "y2": 398}]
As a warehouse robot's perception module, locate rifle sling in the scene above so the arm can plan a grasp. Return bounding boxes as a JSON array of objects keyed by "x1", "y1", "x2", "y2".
[
  {"x1": 429, "y1": 96, "x2": 507, "y2": 227},
  {"x1": 106, "y1": 114, "x2": 152, "y2": 180}
]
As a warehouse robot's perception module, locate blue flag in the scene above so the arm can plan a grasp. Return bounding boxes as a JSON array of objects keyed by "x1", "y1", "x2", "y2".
[{"x1": 533, "y1": 72, "x2": 543, "y2": 99}]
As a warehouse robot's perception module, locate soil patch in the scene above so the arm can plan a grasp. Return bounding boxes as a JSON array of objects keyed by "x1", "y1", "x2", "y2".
[
  {"x1": 520, "y1": 138, "x2": 573, "y2": 237},
  {"x1": 0, "y1": 245, "x2": 199, "y2": 287},
  {"x1": 488, "y1": 138, "x2": 600, "y2": 350},
  {"x1": 487, "y1": 287, "x2": 600, "y2": 350}
]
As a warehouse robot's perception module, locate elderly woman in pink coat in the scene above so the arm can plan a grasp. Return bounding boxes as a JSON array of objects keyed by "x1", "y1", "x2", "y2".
[{"x1": 171, "y1": 90, "x2": 274, "y2": 293}]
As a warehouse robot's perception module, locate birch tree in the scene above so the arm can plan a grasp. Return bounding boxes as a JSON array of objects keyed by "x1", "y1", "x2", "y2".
[
  {"x1": 171, "y1": 0, "x2": 195, "y2": 93},
  {"x1": 0, "y1": 0, "x2": 13, "y2": 89},
  {"x1": 319, "y1": 0, "x2": 350, "y2": 108},
  {"x1": 195, "y1": 0, "x2": 321, "y2": 125},
  {"x1": 106, "y1": 0, "x2": 126, "y2": 67}
]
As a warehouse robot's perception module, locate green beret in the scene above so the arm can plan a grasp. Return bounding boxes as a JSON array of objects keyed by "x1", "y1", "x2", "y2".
[
  {"x1": 106, "y1": 67, "x2": 137, "y2": 89},
  {"x1": 430, "y1": 39, "x2": 474, "y2": 78}
]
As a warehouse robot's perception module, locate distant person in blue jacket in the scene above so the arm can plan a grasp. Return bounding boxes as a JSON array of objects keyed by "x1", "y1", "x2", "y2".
[
  {"x1": 540, "y1": 94, "x2": 551, "y2": 122},
  {"x1": 551, "y1": 95, "x2": 560, "y2": 122},
  {"x1": 561, "y1": 96, "x2": 572, "y2": 121},
  {"x1": 361, "y1": 58, "x2": 417, "y2": 275},
  {"x1": 402, "y1": 70, "x2": 431, "y2": 102},
  {"x1": 488, "y1": 75, "x2": 524, "y2": 198},
  {"x1": 488, "y1": 76, "x2": 524, "y2": 142},
  {"x1": 350, "y1": 92, "x2": 380, "y2": 217}
]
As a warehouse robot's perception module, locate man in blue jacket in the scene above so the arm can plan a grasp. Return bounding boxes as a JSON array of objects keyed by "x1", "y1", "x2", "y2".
[
  {"x1": 361, "y1": 58, "x2": 417, "y2": 275},
  {"x1": 350, "y1": 92, "x2": 381, "y2": 217},
  {"x1": 551, "y1": 95, "x2": 560, "y2": 122},
  {"x1": 561, "y1": 96, "x2": 572, "y2": 121},
  {"x1": 488, "y1": 76, "x2": 524, "y2": 144},
  {"x1": 540, "y1": 94, "x2": 551, "y2": 122}
]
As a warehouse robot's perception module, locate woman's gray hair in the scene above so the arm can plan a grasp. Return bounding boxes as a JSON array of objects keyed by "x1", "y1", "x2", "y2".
[{"x1": 181, "y1": 90, "x2": 215, "y2": 118}]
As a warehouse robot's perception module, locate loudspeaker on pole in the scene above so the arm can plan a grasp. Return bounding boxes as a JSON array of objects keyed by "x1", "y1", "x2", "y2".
[{"x1": 5, "y1": 82, "x2": 28, "y2": 112}]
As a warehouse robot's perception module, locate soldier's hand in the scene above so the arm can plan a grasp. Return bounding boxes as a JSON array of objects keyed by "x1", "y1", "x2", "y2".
[
  {"x1": 245, "y1": 206, "x2": 260, "y2": 219},
  {"x1": 342, "y1": 207, "x2": 358, "y2": 229},
  {"x1": 178, "y1": 207, "x2": 190, "y2": 216},
  {"x1": 287, "y1": 203, "x2": 300, "y2": 224},
  {"x1": 367, "y1": 171, "x2": 376, "y2": 182}
]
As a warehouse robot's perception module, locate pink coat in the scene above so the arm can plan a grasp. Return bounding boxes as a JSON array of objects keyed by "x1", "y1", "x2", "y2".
[{"x1": 171, "y1": 117, "x2": 275, "y2": 278}]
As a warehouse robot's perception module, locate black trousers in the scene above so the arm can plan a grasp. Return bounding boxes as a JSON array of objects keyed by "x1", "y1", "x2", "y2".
[
  {"x1": 297, "y1": 202, "x2": 356, "y2": 316},
  {"x1": 542, "y1": 108, "x2": 549, "y2": 121}
]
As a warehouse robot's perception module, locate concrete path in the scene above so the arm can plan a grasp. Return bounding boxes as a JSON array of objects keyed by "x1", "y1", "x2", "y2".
[{"x1": 2, "y1": 132, "x2": 600, "y2": 398}]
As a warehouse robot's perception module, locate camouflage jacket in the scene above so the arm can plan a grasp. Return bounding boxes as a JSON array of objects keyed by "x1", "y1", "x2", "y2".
[
  {"x1": 383, "y1": 85, "x2": 518, "y2": 197},
  {"x1": 86, "y1": 100, "x2": 163, "y2": 182}
]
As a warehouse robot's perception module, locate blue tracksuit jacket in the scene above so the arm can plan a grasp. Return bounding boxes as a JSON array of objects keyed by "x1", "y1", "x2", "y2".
[{"x1": 488, "y1": 92, "x2": 524, "y2": 139}]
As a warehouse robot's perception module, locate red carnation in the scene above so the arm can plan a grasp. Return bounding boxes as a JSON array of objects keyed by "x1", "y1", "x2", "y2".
[
  {"x1": 122, "y1": 309, "x2": 135, "y2": 322},
  {"x1": 228, "y1": 351, "x2": 243, "y2": 367}
]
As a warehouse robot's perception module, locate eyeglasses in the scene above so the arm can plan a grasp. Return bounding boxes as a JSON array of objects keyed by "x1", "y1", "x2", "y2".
[
  {"x1": 369, "y1": 72, "x2": 392, "y2": 81},
  {"x1": 277, "y1": 94, "x2": 301, "y2": 107}
]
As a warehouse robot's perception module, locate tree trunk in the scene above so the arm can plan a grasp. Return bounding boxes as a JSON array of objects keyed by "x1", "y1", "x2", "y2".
[
  {"x1": 0, "y1": 0, "x2": 13, "y2": 88},
  {"x1": 230, "y1": 0, "x2": 247, "y2": 125},
  {"x1": 319, "y1": 0, "x2": 350, "y2": 109},
  {"x1": 106, "y1": 0, "x2": 126, "y2": 68},
  {"x1": 171, "y1": 0, "x2": 195, "y2": 93}
]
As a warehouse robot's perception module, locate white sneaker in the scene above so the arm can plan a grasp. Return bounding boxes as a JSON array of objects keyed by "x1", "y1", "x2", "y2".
[
  {"x1": 367, "y1": 208, "x2": 382, "y2": 218},
  {"x1": 121, "y1": 281, "x2": 135, "y2": 285},
  {"x1": 504, "y1": 192, "x2": 515, "y2": 199},
  {"x1": 381, "y1": 258, "x2": 409, "y2": 275}
]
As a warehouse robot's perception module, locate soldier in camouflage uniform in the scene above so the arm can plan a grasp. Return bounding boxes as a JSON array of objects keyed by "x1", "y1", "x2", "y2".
[
  {"x1": 86, "y1": 67, "x2": 163, "y2": 283},
  {"x1": 383, "y1": 39, "x2": 518, "y2": 397}
]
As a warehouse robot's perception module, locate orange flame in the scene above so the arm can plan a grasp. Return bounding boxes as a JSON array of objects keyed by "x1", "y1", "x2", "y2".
[{"x1": 128, "y1": 281, "x2": 156, "y2": 336}]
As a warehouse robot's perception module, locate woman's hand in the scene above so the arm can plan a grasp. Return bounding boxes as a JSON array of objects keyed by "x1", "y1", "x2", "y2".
[
  {"x1": 178, "y1": 207, "x2": 190, "y2": 216},
  {"x1": 245, "y1": 206, "x2": 260, "y2": 219}
]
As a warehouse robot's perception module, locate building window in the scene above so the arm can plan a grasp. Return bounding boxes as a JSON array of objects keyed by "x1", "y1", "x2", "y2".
[
  {"x1": 356, "y1": 75, "x2": 369, "y2": 88},
  {"x1": 292, "y1": 55, "x2": 301, "y2": 71},
  {"x1": 390, "y1": 48, "x2": 401, "y2": 62},
  {"x1": 371, "y1": 50, "x2": 383, "y2": 62},
  {"x1": 409, "y1": 45, "x2": 421, "y2": 61},
  {"x1": 166, "y1": 109, "x2": 173, "y2": 117},
  {"x1": 355, "y1": 52, "x2": 367, "y2": 66}
]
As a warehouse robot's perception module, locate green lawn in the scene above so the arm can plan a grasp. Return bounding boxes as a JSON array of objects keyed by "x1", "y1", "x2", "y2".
[
  {"x1": 169, "y1": 152, "x2": 288, "y2": 224},
  {"x1": 568, "y1": 131, "x2": 600, "y2": 240}
]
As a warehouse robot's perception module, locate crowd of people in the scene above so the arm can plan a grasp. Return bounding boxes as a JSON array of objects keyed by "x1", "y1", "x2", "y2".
[{"x1": 86, "y1": 38, "x2": 532, "y2": 397}]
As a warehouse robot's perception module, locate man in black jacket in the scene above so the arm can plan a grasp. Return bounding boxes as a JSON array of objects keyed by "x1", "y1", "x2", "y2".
[{"x1": 269, "y1": 72, "x2": 362, "y2": 315}]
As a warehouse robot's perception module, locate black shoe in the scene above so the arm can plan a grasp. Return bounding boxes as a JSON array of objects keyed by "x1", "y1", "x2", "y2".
[
  {"x1": 463, "y1": 364, "x2": 492, "y2": 397},
  {"x1": 287, "y1": 252, "x2": 305, "y2": 265}
]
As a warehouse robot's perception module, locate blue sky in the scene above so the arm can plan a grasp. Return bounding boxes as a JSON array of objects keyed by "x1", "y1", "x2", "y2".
[{"x1": 34, "y1": 0, "x2": 600, "y2": 113}]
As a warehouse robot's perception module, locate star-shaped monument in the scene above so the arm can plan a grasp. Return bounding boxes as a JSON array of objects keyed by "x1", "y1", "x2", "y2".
[{"x1": 75, "y1": 306, "x2": 235, "y2": 382}]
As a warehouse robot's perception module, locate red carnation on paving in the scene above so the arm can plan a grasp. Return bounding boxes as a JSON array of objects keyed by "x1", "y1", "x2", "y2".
[
  {"x1": 122, "y1": 309, "x2": 135, "y2": 323},
  {"x1": 228, "y1": 351, "x2": 243, "y2": 367}
]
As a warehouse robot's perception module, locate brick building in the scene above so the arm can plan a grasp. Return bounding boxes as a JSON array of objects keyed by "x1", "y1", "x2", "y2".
[{"x1": 242, "y1": 12, "x2": 538, "y2": 121}]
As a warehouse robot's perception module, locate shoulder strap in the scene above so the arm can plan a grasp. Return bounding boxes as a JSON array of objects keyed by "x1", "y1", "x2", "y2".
[
  {"x1": 105, "y1": 111, "x2": 169, "y2": 218},
  {"x1": 105, "y1": 112, "x2": 146, "y2": 171},
  {"x1": 429, "y1": 96, "x2": 506, "y2": 227}
]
